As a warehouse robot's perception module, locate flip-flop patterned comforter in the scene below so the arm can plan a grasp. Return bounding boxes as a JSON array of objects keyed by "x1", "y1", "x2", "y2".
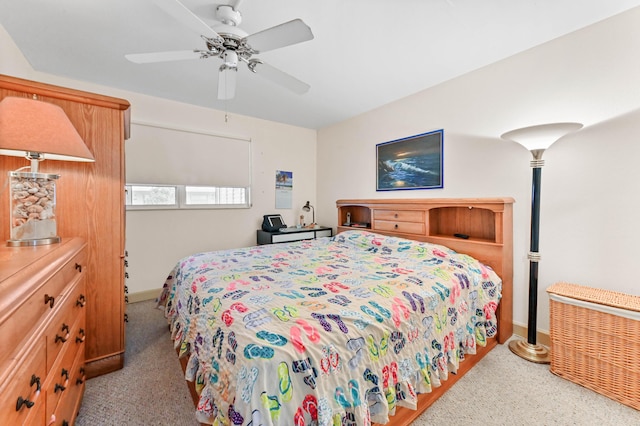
[{"x1": 158, "y1": 230, "x2": 502, "y2": 425}]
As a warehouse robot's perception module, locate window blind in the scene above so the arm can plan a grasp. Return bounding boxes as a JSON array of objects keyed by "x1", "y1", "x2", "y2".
[{"x1": 126, "y1": 121, "x2": 251, "y2": 188}]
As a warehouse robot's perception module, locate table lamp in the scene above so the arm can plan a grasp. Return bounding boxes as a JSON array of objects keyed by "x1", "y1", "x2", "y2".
[
  {"x1": 0, "y1": 96, "x2": 95, "y2": 246},
  {"x1": 302, "y1": 201, "x2": 315, "y2": 227}
]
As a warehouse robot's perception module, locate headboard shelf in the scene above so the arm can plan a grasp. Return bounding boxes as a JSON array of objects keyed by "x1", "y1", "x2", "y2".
[{"x1": 336, "y1": 197, "x2": 514, "y2": 343}]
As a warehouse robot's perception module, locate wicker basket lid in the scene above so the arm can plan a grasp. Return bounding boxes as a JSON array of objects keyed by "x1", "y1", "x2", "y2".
[{"x1": 547, "y1": 282, "x2": 640, "y2": 313}]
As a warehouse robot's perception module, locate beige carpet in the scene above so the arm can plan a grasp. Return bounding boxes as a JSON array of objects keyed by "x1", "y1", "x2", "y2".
[{"x1": 77, "y1": 300, "x2": 640, "y2": 425}]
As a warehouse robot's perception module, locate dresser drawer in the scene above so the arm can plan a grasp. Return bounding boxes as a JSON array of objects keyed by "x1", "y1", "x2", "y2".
[
  {"x1": 48, "y1": 346, "x2": 85, "y2": 426},
  {"x1": 45, "y1": 315, "x2": 84, "y2": 423},
  {"x1": 46, "y1": 279, "x2": 86, "y2": 371},
  {"x1": 375, "y1": 220, "x2": 426, "y2": 235},
  {"x1": 0, "y1": 341, "x2": 46, "y2": 425},
  {"x1": 0, "y1": 246, "x2": 85, "y2": 370},
  {"x1": 374, "y1": 209, "x2": 425, "y2": 222}
]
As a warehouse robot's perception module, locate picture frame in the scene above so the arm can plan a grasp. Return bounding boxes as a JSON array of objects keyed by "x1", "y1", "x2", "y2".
[{"x1": 376, "y1": 129, "x2": 443, "y2": 191}]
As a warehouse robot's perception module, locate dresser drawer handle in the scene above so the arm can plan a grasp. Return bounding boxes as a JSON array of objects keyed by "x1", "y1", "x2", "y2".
[
  {"x1": 61, "y1": 323, "x2": 70, "y2": 333},
  {"x1": 55, "y1": 334, "x2": 68, "y2": 344},
  {"x1": 394, "y1": 224, "x2": 398, "y2": 229},
  {"x1": 76, "y1": 294, "x2": 86, "y2": 307},
  {"x1": 16, "y1": 396, "x2": 34, "y2": 411},
  {"x1": 76, "y1": 329, "x2": 86, "y2": 343},
  {"x1": 76, "y1": 367, "x2": 86, "y2": 385},
  {"x1": 61, "y1": 369, "x2": 69, "y2": 380},
  {"x1": 44, "y1": 294, "x2": 55, "y2": 308},
  {"x1": 394, "y1": 213, "x2": 398, "y2": 218},
  {"x1": 55, "y1": 383, "x2": 66, "y2": 393},
  {"x1": 30, "y1": 374, "x2": 41, "y2": 392},
  {"x1": 75, "y1": 263, "x2": 82, "y2": 272}
]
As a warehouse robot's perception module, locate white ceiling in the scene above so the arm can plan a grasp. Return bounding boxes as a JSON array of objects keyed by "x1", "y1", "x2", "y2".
[{"x1": 2, "y1": 0, "x2": 640, "y2": 129}]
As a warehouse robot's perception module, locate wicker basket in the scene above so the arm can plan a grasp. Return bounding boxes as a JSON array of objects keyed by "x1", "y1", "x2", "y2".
[{"x1": 547, "y1": 282, "x2": 640, "y2": 410}]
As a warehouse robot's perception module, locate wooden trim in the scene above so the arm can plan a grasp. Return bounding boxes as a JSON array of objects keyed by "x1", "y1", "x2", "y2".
[
  {"x1": 84, "y1": 353, "x2": 125, "y2": 379},
  {"x1": 0, "y1": 74, "x2": 130, "y2": 110}
]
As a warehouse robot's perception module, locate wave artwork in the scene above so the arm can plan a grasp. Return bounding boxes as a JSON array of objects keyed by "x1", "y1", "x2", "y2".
[{"x1": 376, "y1": 130, "x2": 443, "y2": 191}]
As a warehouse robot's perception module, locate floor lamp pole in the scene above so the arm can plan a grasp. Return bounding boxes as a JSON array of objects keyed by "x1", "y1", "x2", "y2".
[
  {"x1": 527, "y1": 160, "x2": 542, "y2": 344},
  {"x1": 509, "y1": 150, "x2": 551, "y2": 363}
]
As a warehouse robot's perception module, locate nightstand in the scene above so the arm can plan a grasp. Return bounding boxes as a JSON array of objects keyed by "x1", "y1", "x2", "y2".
[{"x1": 257, "y1": 226, "x2": 333, "y2": 245}]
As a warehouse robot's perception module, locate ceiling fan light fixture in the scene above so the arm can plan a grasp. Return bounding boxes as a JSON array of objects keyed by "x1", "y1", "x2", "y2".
[
  {"x1": 223, "y1": 50, "x2": 239, "y2": 67},
  {"x1": 218, "y1": 65, "x2": 238, "y2": 100}
]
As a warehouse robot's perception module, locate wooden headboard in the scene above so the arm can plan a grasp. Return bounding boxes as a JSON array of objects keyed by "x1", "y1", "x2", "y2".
[{"x1": 336, "y1": 198, "x2": 514, "y2": 343}]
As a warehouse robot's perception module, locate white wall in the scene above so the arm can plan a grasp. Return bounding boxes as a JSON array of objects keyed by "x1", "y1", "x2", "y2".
[
  {"x1": 317, "y1": 8, "x2": 640, "y2": 334},
  {"x1": 1, "y1": 24, "x2": 317, "y2": 296}
]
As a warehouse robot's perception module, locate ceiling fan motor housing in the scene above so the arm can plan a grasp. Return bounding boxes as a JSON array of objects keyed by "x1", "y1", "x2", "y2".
[{"x1": 216, "y1": 5, "x2": 242, "y2": 26}]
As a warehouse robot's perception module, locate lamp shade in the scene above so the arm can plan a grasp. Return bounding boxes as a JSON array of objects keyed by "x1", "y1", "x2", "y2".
[
  {"x1": 0, "y1": 97, "x2": 94, "y2": 162},
  {"x1": 501, "y1": 122, "x2": 583, "y2": 151}
]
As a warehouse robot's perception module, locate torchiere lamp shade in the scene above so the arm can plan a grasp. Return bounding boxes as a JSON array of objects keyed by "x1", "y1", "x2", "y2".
[{"x1": 501, "y1": 122, "x2": 583, "y2": 151}]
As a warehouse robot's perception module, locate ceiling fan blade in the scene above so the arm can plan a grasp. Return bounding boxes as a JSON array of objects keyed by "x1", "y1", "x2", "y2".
[
  {"x1": 218, "y1": 66, "x2": 238, "y2": 100},
  {"x1": 152, "y1": 0, "x2": 221, "y2": 40},
  {"x1": 250, "y1": 61, "x2": 310, "y2": 95},
  {"x1": 245, "y1": 19, "x2": 314, "y2": 53},
  {"x1": 125, "y1": 50, "x2": 202, "y2": 64}
]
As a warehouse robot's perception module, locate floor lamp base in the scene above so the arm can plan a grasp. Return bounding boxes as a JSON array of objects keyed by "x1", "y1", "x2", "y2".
[{"x1": 508, "y1": 339, "x2": 551, "y2": 364}]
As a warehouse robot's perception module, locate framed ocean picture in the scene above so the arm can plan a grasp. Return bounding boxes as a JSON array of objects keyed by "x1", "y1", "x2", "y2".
[{"x1": 376, "y1": 129, "x2": 443, "y2": 191}]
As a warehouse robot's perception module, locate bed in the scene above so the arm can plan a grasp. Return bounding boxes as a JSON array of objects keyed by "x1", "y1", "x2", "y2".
[{"x1": 158, "y1": 198, "x2": 514, "y2": 425}]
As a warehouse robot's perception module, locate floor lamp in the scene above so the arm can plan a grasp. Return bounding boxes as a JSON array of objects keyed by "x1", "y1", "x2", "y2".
[{"x1": 501, "y1": 122, "x2": 582, "y2": 363}]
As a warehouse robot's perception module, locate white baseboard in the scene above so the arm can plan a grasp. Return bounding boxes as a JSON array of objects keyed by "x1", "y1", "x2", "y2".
[{"x1": 128, "y1": 289, "x2": 162, "y2": 304}]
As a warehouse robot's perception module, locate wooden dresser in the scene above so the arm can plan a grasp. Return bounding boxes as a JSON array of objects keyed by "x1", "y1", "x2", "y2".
[
  {"x1": 0, "y1": 238, "x2": 87, "y2": 425},
  {"x1": 0, "y1": 74, "x2": 130, "y2": 378}
]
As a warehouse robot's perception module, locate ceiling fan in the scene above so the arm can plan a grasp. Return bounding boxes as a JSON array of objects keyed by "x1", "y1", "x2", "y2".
[{"x1": 125, "y1": 0, "x2": 314, "y2": 100}]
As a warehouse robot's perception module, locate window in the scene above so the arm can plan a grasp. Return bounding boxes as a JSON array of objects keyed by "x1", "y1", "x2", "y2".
[
  {"x1": 184, "y1": 186, "x2": 248, "y2": 207},
  {"x1": 125, "y1": 184, "x2": 250, "y2": 210},
  {"x1": 125, "y1": 121, "x2": 252, "y2": 210},
  {"x1": 126, "y1": 185, "x2": 177, "y2": 208}
]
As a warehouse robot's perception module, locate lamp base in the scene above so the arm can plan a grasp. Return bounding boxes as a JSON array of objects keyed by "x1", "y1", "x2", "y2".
[
  {"x1": 7, "y1": 236, "x2": 61, "y2": 247},
  {"x1": 508, "y1": 339, "x2": 551, "y2": 364}
]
